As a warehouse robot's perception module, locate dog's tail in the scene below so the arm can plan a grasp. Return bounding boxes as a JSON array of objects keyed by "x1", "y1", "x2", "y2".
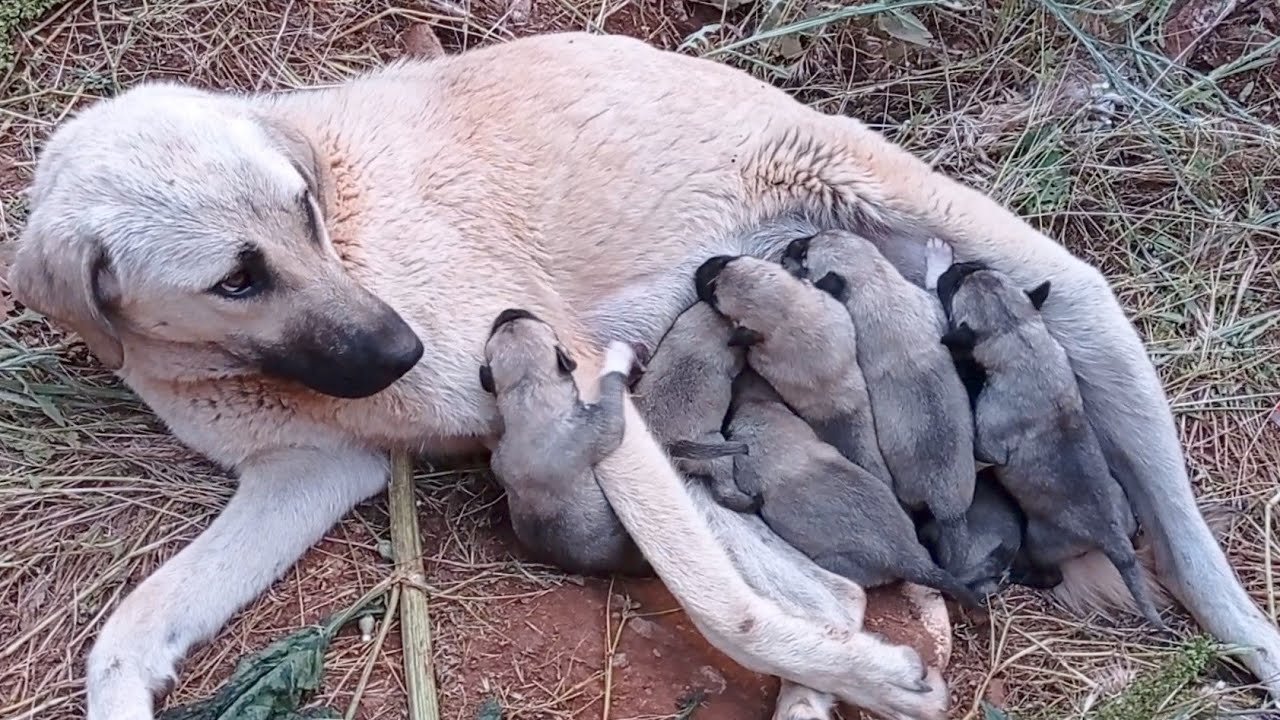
[{"x1": 667, "y1": 439, "x2": 750, "y2": 460}]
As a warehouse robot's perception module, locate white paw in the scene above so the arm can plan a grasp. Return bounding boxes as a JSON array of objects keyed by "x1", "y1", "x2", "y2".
[
  {"x1": 923, "y1": 238, "x2": 954, "y2": 291},
  {"x1": 601, "y1": 340, "x2": 635, "y2": 377}
]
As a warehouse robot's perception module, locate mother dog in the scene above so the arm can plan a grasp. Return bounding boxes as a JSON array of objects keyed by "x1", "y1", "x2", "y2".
[{"x1": 10, "y1": 32, "x2": 1278, "y2": 720}]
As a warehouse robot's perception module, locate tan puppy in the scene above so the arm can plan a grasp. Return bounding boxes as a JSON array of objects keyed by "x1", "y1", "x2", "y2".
[
  {"x1": 779, "y1": 231, "x2": 975, "y2": 574},
  {"x1": 694, "y1": 255, "x2": 893, "y2": 487},
  {"x1": 8, "y1": 32, "x2": 1274, "y2": 720},
  {"x1": 631, "y1": 301, "x2": 753, "y2": 509},
  {"x1": 480, "y1": 309, "x2": 649, "y2": 576}
]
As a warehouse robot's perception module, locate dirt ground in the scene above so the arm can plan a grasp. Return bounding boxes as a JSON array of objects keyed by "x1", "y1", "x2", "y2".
[{"x1": 1, "y1": 1, "x2": 1278, "y2": 719}]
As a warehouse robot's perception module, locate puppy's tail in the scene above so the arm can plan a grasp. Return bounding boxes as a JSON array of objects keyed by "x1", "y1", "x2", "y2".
[
  {"x1": 667, "y1": 440, "x2": 750, "y2": 460},
  {"x1": 1101, "y1": 536, "x2": 1167, "y2": 631}
]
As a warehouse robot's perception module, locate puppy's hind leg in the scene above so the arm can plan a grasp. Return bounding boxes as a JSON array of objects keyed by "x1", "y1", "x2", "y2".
[{"x1": 86, "y1": 447, "x2": 388, "y2": 720}]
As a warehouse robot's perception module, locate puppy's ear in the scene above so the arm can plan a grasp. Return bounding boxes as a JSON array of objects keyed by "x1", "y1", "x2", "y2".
[
  {"x1": 940, "y1": 323, "x2": 977, "y2": 352},
  {"x1": 554, "y1": 345, "x2": 578, "y2": 374},
  {"x1": 626, "y1": 342, "x2": 649, "y2": 388},
  {"x1": 1025, "y1": 281, "x2": 1051, "y2": 311},
  {"x1": 727, "y1": 326, "x2": 764, "y2": 348},
  {"x1": 478, "y1": 364, "x2": 495, "y2": 394},
  {"x1": 8, "y1": 236, "x2": 124, "y2": 369},
  {"x1": 813, "y1": 271, "x2": 850, "y2": 303}
]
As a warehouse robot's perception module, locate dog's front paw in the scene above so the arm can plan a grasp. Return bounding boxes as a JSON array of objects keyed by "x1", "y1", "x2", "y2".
[{"x1": 601, "y1": 340, "x2": 636, "y2": 378}]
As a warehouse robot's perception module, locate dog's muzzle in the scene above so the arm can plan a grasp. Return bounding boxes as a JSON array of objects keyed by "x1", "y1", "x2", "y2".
[{"x1": 258, "y1": 307, "x2": 424, "y2": 399}]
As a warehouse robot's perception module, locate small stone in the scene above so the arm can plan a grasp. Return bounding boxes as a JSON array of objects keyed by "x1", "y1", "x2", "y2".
[
  {"x1": 611, "y1": 652, "x2": 629, "y2": 669},
  {"x1": 697, "y1": 665, "x2": 727, "y2": 694},
  {"x1": 629, "y1": 617, "x2": 660, "y2": 639}
]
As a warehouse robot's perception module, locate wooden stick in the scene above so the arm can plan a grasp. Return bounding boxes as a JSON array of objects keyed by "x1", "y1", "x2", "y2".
[{"x1": 389, "y1": 450, "x2": 440, "y2": 720}]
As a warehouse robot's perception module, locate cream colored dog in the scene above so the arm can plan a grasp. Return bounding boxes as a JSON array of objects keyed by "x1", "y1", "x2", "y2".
[{"x1": 9, "y1": 32, "x2": 1278, "y2": 720}]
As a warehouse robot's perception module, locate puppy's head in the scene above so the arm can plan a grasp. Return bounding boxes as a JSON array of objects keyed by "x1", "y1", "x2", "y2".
[
  {"x1": 939, "y1": 264, "x2": 1051, "y2": 351},
  {"x1": 694, "y1": 255, "x2": 808, "y2": 348},
  {"x1": 9, "y1": 83, "x2": 423, "y2": 399},
  {"x1": 798, "y1": 230, "x2": 888, "y2": 287},
  {"x1": 480, "y1": 309, "x2": 577, "y2": 398}
]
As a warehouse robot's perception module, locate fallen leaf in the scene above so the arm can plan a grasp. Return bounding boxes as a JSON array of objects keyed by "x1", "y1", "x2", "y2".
[
  {"x1": 157, "y1": 599, "x2": 383, "y2": 720},
  {"x1": 474, "y1": 696, "x2": 503, "y2": 720},
  {"x1": 403, "y1": 23, "x2": 445, "y2": 60},
  {"x1": 876, "y1": 8, "x2": 935, "y2": 47}
]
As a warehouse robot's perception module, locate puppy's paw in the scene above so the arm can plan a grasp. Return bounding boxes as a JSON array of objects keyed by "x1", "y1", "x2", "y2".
[
  {"x1": 601, "y1": 340, "x2": 635, "y2": 378},
  {"x1": 923, "y1": 238, "x2": 954, "y2": 291},
  {"x1": 773, "y1": 683, "x2": 837, "y2": 720}
]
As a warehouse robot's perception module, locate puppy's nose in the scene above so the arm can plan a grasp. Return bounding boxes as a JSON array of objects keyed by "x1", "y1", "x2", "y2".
[
  {"x1": 695, "y1": 256, "x2": 735, "y2": 305},
  {"x1": 782, "y1": 236, "x2": 812, "y2": 265}
]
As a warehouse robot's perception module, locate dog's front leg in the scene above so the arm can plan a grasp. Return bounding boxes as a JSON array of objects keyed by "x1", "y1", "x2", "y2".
[{"x1": 85, "y1": 446, "x2": 389, "y2": 720}]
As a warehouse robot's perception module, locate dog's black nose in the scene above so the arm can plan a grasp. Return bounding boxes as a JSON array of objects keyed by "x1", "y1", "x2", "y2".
[{"x1": 695, "y1": 255, "x2": 735, "y2": 306}]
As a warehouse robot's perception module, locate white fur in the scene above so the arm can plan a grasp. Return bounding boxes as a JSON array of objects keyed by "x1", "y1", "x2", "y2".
[{"x1": 8, "y1": 32, "x2": 1277, "y2": 720}]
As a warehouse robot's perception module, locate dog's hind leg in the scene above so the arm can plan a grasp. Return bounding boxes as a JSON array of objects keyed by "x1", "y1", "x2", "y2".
[
  {"x1": 593, "y1": 394, "x2": 947, "y2": 719},
  {"x1": 738, "y1": 111, "x2": 1280, "y2": 695},
  {"x1": 85, "y1": 447, "x2": 389, "y2": 720}
]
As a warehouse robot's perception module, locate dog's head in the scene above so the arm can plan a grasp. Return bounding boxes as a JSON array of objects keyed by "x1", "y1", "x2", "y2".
[
  {"x1": 479, "y1": 309, "x2": 577, "y2": 398},
  {"x1": 938, "y1": 263, "x2": 1051, "y2": 352},
  {"x1": 8, "y1": 83, "x2": 423, "y2": 399}
]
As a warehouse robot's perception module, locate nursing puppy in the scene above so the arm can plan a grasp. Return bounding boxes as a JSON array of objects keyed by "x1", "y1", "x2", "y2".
[
  {"x1": 724, "y1": 371, "x2": 983, "y2": 609},
  {"x1": 780, "y1": 231, "x2": 976, "y2": 572},
  {"x1": 694, "y1": 255, "x2": 894, "y2": 487},
  {"x1": 917, "y1": 469, "x2": 1024, "y2": 598},
  {"x1": 12, "y1": 31, "x2": 1274, "y2": 720},
  {"x1": 632, "y1": 302, "x2": 753, "y2": 510},
  {"x1": 935, "y1": 264, "x2": 1165, "y2": 628},
  {"x1": 480, "y1": 309, "x2": 649, "y2": 576}
]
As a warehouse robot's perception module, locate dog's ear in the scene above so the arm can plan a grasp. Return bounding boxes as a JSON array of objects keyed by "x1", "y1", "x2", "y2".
[
  {"x1": 555, "y1": 345, "x2": 578, "y2": 374},
  {"x1": 940, "y1": 323, "x2": 976, "y2": 352},
  {"x1": 254, "y1": 113, "x2": 326, "y2": 216},
  {"x1": 1025, "y1": 281, "x2": 1051, "y2": 311},
  {"x1": 813, "y1": 271, "x2": 849, "y2": 303},
  {"x1": 727, "y1": 326, "x2": 764, "y2": 348},
  {"x1": 478, "y1": 364, "x2": 495, "y2": 394},
  {"x1": 7, "y1": 236, "x2": 124, "y2": 369}
]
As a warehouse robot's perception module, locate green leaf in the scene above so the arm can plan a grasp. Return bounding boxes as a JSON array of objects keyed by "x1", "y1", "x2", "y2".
[
  {"x1": 876, "y1": 8, "x2": 935, "y2": 47},
  {"x1": 157, "y1": 596, "x2": 385, "y2": 720},
  {"x1": 474, "y1": 696, "x2": 503, "y2": 720},
  {"x1": 981, "y1": 700, "x2": 1011, "y2": 720}
]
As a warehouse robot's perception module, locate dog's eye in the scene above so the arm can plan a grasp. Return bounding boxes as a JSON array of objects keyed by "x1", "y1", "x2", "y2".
[{"x1": 213, "y1": 268, "x2": 256, "y2": 298}]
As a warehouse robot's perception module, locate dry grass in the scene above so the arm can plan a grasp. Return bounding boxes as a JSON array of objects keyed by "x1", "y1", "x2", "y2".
[{"x1": 1, "y1": 0, "x2": 1278, "y2": 719}]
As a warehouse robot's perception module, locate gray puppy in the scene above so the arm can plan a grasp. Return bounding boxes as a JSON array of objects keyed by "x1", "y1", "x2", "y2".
[
  {"x1": 693, "y1": 255, "x2": 894, "y2": 488},
  {"x1": 935, "y1": 264, "x2": 1165, "y2": 628},
  {"x1": 723, "y1": 370, "x2": 983, "y2": 609},
  {"x1": 777, "y1": 232, "x2": 976, "y2": 573},
  {"x1": 918, "y1": 468, "x2": 1024, "y2": 597},
  {"x1": 632, "y1": 301, "x2": 753, "y2": 510},
  {"x1": 481, "y1": 308, "x2": 649, "y2": 576}
]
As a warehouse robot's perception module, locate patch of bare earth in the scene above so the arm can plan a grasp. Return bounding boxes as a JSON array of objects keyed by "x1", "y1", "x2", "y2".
[{"x1": 1, "y1": 1, "x2": 1278, "y2": 719}]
